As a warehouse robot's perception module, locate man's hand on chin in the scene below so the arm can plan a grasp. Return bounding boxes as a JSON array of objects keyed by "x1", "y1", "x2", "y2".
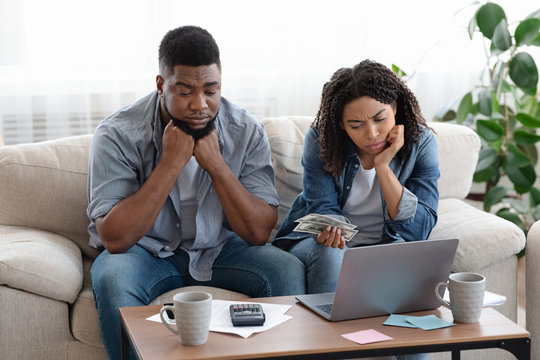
[{"x1": 194, "y1": 130, "x2": 223, "y2": 171}]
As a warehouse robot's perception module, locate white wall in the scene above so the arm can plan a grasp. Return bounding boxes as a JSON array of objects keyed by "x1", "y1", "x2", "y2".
[{"x1": 0, "y1": 0, "x2": 538, "y2": 144}]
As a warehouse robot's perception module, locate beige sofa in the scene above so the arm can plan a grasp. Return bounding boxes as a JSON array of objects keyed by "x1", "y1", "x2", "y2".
[
  {"x1": 0, "y1": 116, "x2": 525, "y2": 360},
  {"x1": 526, "y1": 220, "x2": 540, "y2": 359}
]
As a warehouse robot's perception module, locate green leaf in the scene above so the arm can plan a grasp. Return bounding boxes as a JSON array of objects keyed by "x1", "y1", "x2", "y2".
[
  {"x1": 507, "y1": 143, "x2": 531, "y2": 167},
  {"x1": 523, "y1": 96, "x2": 540, "y2": 117},
  {"x1": 492, "y1": 86, "x2": 501, "y2": 113},
  {"x1": 514, "y1": 129, "x2": 540, "y2": 145},
  {"x1": 492, "y1": 60, "x2": 505, "y2": 95},
  {"x1": 496, "y1": 209, "x2": 526, "y2": 230},
  {"x1": 509, "y1": 52, "x2": 539, "y2": 92},
  {"x1": 456, "y1": 93, "x2": 473, "y2": 124},
  {"x1": 522, "y1": 143, "x2": 539, "y2": 166},
  {"x1": 506, "y1": 163, "x2": 536, "y2": 193},
  {"x1": 476, "y1": 119, "x2": 504, "y2": 142},
  {"x1": 477, "y1": 3, "x2": 507, "y2": 39},
  {"x1": 530, "y1": 187, "x2": 540, "y2": 207},
  {"x1": 501, "y1": 79, "x2": 513, "y2": 93},
  {"x1": 435, "y1": 99, "x2": 458, "y2": 121},
  {"x1": 489, "y1": 167, "x2": 502, "y2": 185},
  {"x1": 474, "y1": 150, "x2": 501, "y2": 183},
  {"x1": 474, "y1": 168, "x2": 496, "y2": 183},
  {"x1": 478, "y1": 89, "x2": 492, "y2": 116},
  {"x1": 468, "y1": 11, "x2": 478, "y2": 39},
  {"x1": 508, "y1": 112, "x2": 518, "y2": 132},
  {"x1": 515, "y1": 18, "x2": 540, "y2": 46},
  {"x1": 510, "y1": 84, "x2": 521, "y2": 110},
  {"x1": 516, "y1": 113, "x2": 540, "y2": 128},
  {"x1": 502, "y1": 198, "x2": 529, "y2": 214},
  {"x1": 489, "y1": 42, "x2": 505, "y2": 56},
  {"x1": 392, "y1": 64, "x2": 407, "y2": 78},
  {"x1": 475, "y1": 147, "x2": 499, "y2": 172},
  {"x1": 483, "y1": 185, "x2": 506, "y2": 212},
  {"x1": 533, "y1": 33, "x2": 540, "y2": 46},
  {"x1": 533, "y1": 204, "x2": 540, "y2": 221},
  {"x1": 486, "y1": 137, "x2": 504, "y2": 153},
  {"x1": 492, "y1": 19, "x2": 512, "y2": 51}
]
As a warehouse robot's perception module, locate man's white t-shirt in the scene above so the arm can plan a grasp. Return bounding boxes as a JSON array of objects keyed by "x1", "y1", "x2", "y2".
[{"x1": 178, "y1": 156, "x2": 200, "y2": 241}]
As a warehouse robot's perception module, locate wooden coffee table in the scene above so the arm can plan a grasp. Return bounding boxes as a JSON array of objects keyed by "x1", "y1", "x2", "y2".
[{"x1": 119, "y1": 296, "x2": 530, "y2": 360}]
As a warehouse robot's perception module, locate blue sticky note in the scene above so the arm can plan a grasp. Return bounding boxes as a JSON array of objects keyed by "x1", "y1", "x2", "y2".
[
  {"x1": 383, "y1": 314, "x2": 419, "y2": 328},
  {"x1": 405, "y1": 315, "x2": 455, "y2": 330}
]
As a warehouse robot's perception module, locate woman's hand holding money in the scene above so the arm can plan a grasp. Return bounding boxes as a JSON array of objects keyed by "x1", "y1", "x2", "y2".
[{"x1": 317, "y1": 226, "x2": 346, "y2": 249}]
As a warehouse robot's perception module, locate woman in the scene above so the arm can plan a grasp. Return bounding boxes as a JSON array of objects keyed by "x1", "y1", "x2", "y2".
[
  {"x1": 274, "y1": 59, "x2": 439, "y2": 293},
  {"x1": 274, "y1": 59, "x2": 438, "y2": 360}
]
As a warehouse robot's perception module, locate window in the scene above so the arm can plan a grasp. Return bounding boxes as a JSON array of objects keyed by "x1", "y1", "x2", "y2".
[{"x1": 1, "y1": 0, "x2": 538, "y2": 144}]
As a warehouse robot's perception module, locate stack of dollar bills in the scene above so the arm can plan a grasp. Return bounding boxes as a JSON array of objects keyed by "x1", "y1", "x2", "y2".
[{"x1": 293, "y1": 213, "x2": 358, "y2": 241}]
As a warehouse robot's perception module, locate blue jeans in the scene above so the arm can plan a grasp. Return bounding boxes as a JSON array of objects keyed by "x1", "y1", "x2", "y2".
[
  {"x1": 288, "y1": 237, "x2": 345, "y2": 294},
  {"x1": 91, "y1": 236, "x2": 306, "y2": 360}
]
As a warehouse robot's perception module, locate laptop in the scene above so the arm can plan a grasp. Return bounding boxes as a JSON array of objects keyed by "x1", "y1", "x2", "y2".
[{"x1": 295, "y1": 238, "x2": 459, "y2": 321}]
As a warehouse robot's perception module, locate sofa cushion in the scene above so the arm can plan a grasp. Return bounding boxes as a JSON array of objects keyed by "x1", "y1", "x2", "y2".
[
  {"x1": 0, "y1": 225, "x2": 83, "y2": 303},
  {"x1": 429, "y1": 122, "x2": 480, "y2": 200},
  {"x1": 70, "y1": 285, "x2": 103, "y2": 348},
  {"x1": 262, "y1": 116, "x2": 310, "y2": 239},
  {"x1": 0, "y1": 134, "x2": 99, "y2": 259},
  {"x1": 430, "y1": 198, "x2": 525, "y2": 272}
]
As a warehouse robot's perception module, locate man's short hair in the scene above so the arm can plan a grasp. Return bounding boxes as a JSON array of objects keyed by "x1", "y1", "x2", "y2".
[{"x1": 158, "y1": 25, "x2": 221, "y2": 75}]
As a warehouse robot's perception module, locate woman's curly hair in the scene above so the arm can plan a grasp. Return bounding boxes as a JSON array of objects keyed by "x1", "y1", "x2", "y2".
[{"x1": 313, "y1": 59, "x2": 430, "y2": 178}]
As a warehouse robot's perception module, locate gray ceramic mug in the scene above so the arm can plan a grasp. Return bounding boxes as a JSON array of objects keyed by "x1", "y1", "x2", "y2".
[
  {"x1": 435, "y1": 272, "x2": 486, "y2": 323},
  {"x1": 159, "y1": 291, "x2": 212, "y2": 346}
]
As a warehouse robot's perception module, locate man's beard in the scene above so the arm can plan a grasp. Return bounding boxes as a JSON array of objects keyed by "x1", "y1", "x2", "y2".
[{"x1": 162, "y1": 100, "x2": 216, "y2": 141}]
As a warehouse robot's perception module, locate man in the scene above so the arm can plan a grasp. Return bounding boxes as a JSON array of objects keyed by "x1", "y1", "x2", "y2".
[{"x1": 87, "y1": 25, "x2": 305, "y2": 359}]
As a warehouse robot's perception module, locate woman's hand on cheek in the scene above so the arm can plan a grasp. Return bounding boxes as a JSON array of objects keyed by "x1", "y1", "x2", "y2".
[
  {"x1": 387, "y1": 124, "x2": 405, "y2": 150},
  {"x1": 375, "y1": 125, "x2": 404, "y2": 167}
]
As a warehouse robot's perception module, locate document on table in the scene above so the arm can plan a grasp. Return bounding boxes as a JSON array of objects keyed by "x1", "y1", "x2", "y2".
[
  {"x1": 146, "y1": 300, "x2": 293, "y2": 338},
  {"x1": 442, "y1": 289, "x2": 507, "y2": 306}
]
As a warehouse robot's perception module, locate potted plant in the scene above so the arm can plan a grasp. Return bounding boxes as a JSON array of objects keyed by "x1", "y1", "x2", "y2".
[{"x1": 434, "y1": 2, "x2": 540, "y2": 233}]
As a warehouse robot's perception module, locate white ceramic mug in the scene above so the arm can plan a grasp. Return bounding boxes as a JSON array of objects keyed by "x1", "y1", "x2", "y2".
[
  {"x1": 159, "y1": 291, "x2": 212, "y2": 346},
  {"x1": 435, "y1": 272, "x2": 486, "y2": 323}
]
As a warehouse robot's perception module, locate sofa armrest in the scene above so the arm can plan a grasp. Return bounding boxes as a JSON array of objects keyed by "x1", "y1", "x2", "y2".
[
  {"x1": 0, "y1": 225, "x2": 83, "y2": 303},
  {"x1": 526, "y1": 220, "x2": 540, "y2": 358},
  {"x1": 0, "y1": 134, "x2": 99, "y2": 259},
  {"x1": 430, "y1": 122, "x2": 481, "y2": 200},
  {"x1": 430, "y1": 199, "x2": 525, "y2": 271}
]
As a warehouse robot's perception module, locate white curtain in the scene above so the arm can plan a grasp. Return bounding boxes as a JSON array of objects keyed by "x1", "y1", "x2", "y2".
[{"x1": 0, "y1": 0, "x2": 538, "y2": 144}]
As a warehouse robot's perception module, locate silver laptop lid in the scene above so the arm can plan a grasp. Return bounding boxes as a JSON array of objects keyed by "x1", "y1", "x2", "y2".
[{"x1": 324, "y1": 238, "x2": 458, "y2": 321}]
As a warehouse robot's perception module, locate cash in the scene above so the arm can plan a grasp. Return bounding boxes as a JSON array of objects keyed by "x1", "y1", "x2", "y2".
[{"x1": 293, "y1": 213, "x2": 358, "y2": 242}]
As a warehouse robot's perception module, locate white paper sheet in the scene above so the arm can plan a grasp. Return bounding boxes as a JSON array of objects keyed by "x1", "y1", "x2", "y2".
[{"x1": 146, "y1": 300, "x2": 293, "y2": 338}]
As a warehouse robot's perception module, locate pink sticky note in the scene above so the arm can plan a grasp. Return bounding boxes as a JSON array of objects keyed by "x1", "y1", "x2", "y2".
[{"x1": 341, "y1": 329, "x2": 394, "y2": 344}]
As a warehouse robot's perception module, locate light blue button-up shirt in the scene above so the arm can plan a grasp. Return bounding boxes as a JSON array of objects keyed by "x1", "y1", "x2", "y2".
[
  {"x1": 274, "y1": 125, "x2": 439, "y2": 249},
  {"x1": 87, "y1": 91, "x2": 279, "y2": 281}
]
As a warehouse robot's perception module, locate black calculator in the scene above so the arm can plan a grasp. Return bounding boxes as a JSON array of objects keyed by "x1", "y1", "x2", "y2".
[{"x1": 229, "y1": 303, "x2": 266, "y2": 326}]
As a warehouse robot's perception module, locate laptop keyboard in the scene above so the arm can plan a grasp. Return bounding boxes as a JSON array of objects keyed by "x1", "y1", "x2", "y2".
[{"x1": 316, "y1": 304, "x2": 333, "y2": 314}]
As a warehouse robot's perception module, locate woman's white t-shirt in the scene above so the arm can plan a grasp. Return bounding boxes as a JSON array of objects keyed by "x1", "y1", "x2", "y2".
[{"x1": 342, "y1": 160, "x2": 384, "y2": 247}]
